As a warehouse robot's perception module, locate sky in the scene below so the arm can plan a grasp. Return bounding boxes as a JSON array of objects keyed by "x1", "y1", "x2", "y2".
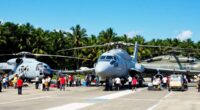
[{"x1": 0, "y1": 0, "x2": 200, "y2": 42}]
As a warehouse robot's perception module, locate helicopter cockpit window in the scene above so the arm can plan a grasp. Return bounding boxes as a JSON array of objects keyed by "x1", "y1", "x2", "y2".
[
  {"x1": 44, "y1": 65, "x2": 47, "y2": 69},
  {"x1": 36, "y1": 63, "x2": 43, "y2": 71}
]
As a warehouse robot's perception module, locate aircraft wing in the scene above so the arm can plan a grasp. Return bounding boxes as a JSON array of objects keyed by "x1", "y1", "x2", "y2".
[
  {"x1": 52, "y1": 68, "x2": 95, "y2": 75},
  {"x1": 129, "y1": 63, "x2": 144, "y2": 73},
  {"x1": 143, "y1": 67, "x2": 200, "y2": 75}
]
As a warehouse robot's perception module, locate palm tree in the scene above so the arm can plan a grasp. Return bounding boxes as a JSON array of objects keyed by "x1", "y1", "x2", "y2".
[
  {"x1": 98, "y1": 27, "x2": 116, "y2": 44},
  {"x1": 17, "y1": 23, "x2": 34, "y2": 52},
  {"x1": 98, "y1": 28, "x2": 116, "y2": 52},
  {"x1": 31, "y1": 28, "x2": 48, "y2": 54},
  {"x1": 67, "y1": 24, "x2": 88, "y2": 69}
]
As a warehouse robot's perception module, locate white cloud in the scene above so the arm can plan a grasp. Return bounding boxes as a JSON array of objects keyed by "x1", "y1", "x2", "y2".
[
  {"x1": 126, "y1": 30, "x2": 143, "y2": 38},
  {"x1": 176, "y1": 30, "x2": 192, "y2": 41}
]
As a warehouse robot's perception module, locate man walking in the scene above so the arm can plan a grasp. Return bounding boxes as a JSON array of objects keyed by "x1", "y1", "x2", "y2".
[
  {"x1": 0, "y1": 75, "x2": 2, "y2": 92},
  {"x1": 115, "y1": 77, "x2": 121, "y2": 91},
  {"x1": 35, "y1": 76, "x2": 39, "y2": 89},
  {"x1": 17, "y1": 77, "x2": 23, "y2": 95},
  {"x1": 128, "y1": 76, "x2": 132, "y2": 89},
  {"x1": 132, "y1": 77, "x2": 137, "y2": 91},
  {"x1": 60, "y1": 76, "x2": 66, "y2": 91}
]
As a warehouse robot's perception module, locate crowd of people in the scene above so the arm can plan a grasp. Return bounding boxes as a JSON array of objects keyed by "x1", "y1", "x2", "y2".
[
  {"x1": 0, "y1": 73, "x2": 101, "y2": 95},
  {"x1": 104, "y1": 76, "x2": 141, "y2": 91},
  {"x1": 0, "y1": 74, "x2": 24, "y2": 95},
  {"x1": 2, "y1": 72, "x2": 200, "y2": 95}
]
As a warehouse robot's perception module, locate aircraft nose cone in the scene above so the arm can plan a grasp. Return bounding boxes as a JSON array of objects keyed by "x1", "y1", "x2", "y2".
[
  {"x1": 95, "y1": 62, "x2": 111, "y2": 78},
  {"x1": 43, "y1": 69, "x2": 53, "y2": 76}
]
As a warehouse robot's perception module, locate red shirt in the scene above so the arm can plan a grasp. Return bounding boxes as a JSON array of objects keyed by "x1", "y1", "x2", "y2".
[
  {"x1": 17, "y1": 79, "x2": 23, "y2": 87},
  {"x1": 69, "y1": 75, "x2": 74, "y2": 81},
  {"x1": 60, "y1": 77, "x2": 65, "y2": 85},
  {"x1": 132, "y1": 79, "x2": 137, "y2": 85}
]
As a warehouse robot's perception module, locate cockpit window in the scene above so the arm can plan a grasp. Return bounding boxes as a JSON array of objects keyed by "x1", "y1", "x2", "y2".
[
  {"x1": 106, "y1": 56, "x2": 113, "y2": 60},
  {"x1": 36, "y1": 63, "x2": 48, "y2": 71},
  {"x1": 113, "y1": 56, "x2": 117, "y2": 60},
  {"x1": 36, "y1": 64, "x2": 42, "y2": 71},
  {"x1": 44, "y1": 65, "x2": 47, "y2": 69},
  {"x1": 100, "y1": 56, "x2": 106, "y2": 60},
  {"x1": 99, "y1": 55, "x2": 118, "y2": 62}
]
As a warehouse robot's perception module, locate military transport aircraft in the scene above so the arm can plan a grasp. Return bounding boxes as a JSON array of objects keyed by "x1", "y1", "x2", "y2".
[
  {"x1": 59, "y1": 42, "x2": 145, "y2": 81},
  {"x1": 59, "y1": 42, "x2": 200, "y2": 81}
]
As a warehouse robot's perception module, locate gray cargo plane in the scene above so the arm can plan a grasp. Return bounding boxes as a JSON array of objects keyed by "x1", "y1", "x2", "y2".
[
  {"x1": 59, "y1": 42, "x2": 200, "y2": 80},
  {"x1": 59, "y1": 42, "x2": 145, "y2": 81}
]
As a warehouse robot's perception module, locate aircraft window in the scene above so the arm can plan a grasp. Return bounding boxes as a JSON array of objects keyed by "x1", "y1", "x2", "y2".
[
  {"x1": 110, "y1": 60, "x2": 115, "y2": 65},
  {"x1": 100, "y1": 56, "x2": 106, "y2": 60},
  {"x1": 113, "y1": 56, "x2": 117, "y2": 61},
  {"x1": 36, "y1": 64, "x2": 43, "y2": 71},
  {"x1": 106, "y1": 56, "x2": 113, "y2": 60}
]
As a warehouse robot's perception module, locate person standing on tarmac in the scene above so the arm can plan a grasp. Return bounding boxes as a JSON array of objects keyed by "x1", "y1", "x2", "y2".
[
  {"x1": 132, "y1": 77, "x2": 138, "y2": 91},
  {"x1": 105, "y1": 78, "x2": 109, "y2": 91},
  {"x1": 162, "y1": 76, "x2": 167, "y2": 88},
  {"x1": 60, "y1": 76, "x2": 66, "y2": 91},
  {"x1": 115, "y1": 77, "x2": 121, "y2": 91},
  {"x1": 12, "y1": 74, "x2": 18, "y2": 89},
  {"x1": 198, "y1": 75, "x2": 200, "y2": 92},
  {"x1": 128, "y1": 76, "x2": 132, "y2": 89},
  {"x1": 0, "y1": 75, "x2": 2, "y2": 92},
  {"x1": 35, "y1": 76, "x2": 39, "y2": 89},
  {"x1": 17, "y1": 77, "x2": 23, "y2": 95},
  {"x1": 108, "y1": 78, "x2": 113, "y2": 91},
  {"x1": 47, "y1": 76, "x2": 51, "y2": 91}
]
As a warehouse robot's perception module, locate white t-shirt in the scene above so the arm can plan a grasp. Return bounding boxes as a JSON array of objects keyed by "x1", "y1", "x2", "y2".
[
  {"x1": 35, "y1": 77, "x2": 39, "y2": 82},
  {"x1": 3, "y1": 78, "x2": 6, "y2": 83},
  {"x1": 47, "y1": 77, "x2": 51, "y2": 82},
  {"x1": 42, "y1": 79, "x2": 45, "y2": 84},
  {"x1": 115, "y1": 78, "x2": 121, "y2": 84},
  {"x1": 128, "y1": 77, "x2": 132, "y2": 82},
  {"x1": 163, "y1": 77, "x2": 167, "y2": 83}
]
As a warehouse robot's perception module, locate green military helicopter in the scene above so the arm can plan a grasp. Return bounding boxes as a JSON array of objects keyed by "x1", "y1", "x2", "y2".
[{"x1": 140, "y1": 50, "x2": 200, "y2": 76}]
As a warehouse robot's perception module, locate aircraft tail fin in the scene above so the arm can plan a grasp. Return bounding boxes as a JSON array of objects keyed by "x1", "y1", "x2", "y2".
[{"x1": 132, "y1": 42, "x2": 138, "y2": 62}]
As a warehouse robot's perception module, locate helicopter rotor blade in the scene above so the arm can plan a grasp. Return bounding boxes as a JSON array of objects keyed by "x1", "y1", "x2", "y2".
[
  {"x1": 33, "y1": 54, "x2": 91, "y2": 60},
  {"x1": 57, "y1": 41, "x2": 135, "y2": 52},
  {"x1": 57, "y1": 44, "x2": 105, "y2": 52},
  {"x1": 0, "y1": 54, "x2": 16, "y2": 56},
  {"x1": 138, "y1": 44, "x2": 200, "y2": 51}
]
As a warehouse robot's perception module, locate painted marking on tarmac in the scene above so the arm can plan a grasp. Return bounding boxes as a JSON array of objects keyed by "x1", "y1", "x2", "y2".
[
  {"x1": 95, "y1": 88, "x2": 146, "y2": 100},
  {"x1": 0, "y1": 96, "x2": 50, "y2": 105},
  {"x1": 46, "y1": 103, "x2": 95, "y2": 110},
  {"x1": 147, "y1": 92, "x2": 173, "y2": 110},
  {"x1": 46, "y1": 88, "x2": 146, "y2": 110},
  {"x1": 163, "y1": 91, "x2": 173, "y2": 98}
]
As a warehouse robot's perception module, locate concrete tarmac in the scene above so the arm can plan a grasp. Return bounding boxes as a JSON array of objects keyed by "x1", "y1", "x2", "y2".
[{"x1": 0, "y1": 84, "x2": 200, "y2": 110}]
